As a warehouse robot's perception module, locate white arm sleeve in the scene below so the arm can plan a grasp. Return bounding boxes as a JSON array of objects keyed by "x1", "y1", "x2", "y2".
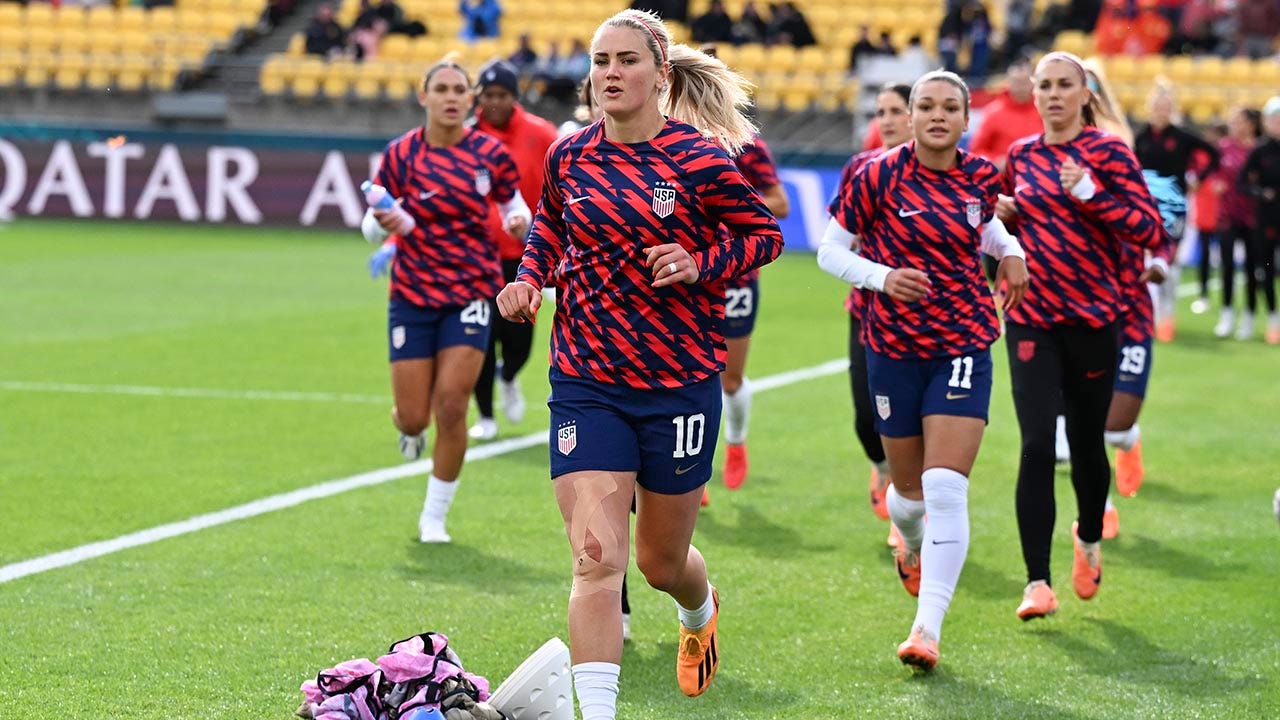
[
  {"x1": 816, "y1": 218, "x2": 893, "y2": 292},
  {"x1": 980, "y1": 217, "x2": 1026, "y2": 260},
  {"x1": 361, "y1": 208, "x2": 390, "y2": 245},
  {"x1": 499, "y1": 193, "x2": 532, "y2": 227}
]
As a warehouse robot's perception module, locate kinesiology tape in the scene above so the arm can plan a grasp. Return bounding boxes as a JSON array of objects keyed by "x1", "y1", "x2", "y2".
[{"x1": 568, "y1": 474, "x2": 628, "y2": 597}]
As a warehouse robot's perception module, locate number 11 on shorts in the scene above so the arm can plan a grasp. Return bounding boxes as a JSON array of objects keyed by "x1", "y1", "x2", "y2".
[
  {"x1": 672, "y1": 414, "x2": 706, "y2": 458},
  {"x1": 949, "y1": 356, "x2": 974, "y2": 389}
]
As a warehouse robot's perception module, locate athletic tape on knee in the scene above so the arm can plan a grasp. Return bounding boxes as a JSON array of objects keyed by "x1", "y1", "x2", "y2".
[{"x1": 569, "y1": 475, "x2": 627, "y2": 598}]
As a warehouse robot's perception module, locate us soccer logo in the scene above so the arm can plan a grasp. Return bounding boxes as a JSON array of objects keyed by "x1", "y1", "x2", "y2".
[
  {"x1": 876, "y1": 394, "x2": 891, "y2": 420},
  {"x1": 557, "y1": 422, "x2": 577, "y2": 456},
  {"x1": 391, "y1": 325, "x2": 406, "y2": 349},
  {"x1": 965, "y1": 198, "x2": 981, "y2": 228},
  {"x1": 474, "y1": 169, "x2": 491, "y2": 196},
  {"x1": 652, "y1": 181, "x2": 676, "y2": 218},
  {"x1": 1018, "y1": 340, "x2": 1036, "y2": 362}
]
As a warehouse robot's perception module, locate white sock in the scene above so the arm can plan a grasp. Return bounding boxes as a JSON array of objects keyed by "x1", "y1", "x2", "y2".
[
  {"x1": 722, "y1": 377, "x2": 752, "y2": 445},
  {"x1": 676, "y1": 580, "x2": 715, "y2": 630},
  {"x1": 421, "y1": 474, "x2": 459, "y2": 526},
  {"x1": 1055, "y1": 415, "x2": 1071, "y2": 461},
  {"x1": 1104, "y1": 424, "x2": 1140, "y2": 451},
  {"x1": 886, "y1": 484, "x2": 926, "y2": 553},
  {"x1": 914, "y1": 468, "x2": 970, "y2": 642},
  {"x1": 1158, "y1": 266, "x2": 1180, "y2": 319},
  {"x1": 572, "y1": 662, "x2": 620, "y2": 720}
]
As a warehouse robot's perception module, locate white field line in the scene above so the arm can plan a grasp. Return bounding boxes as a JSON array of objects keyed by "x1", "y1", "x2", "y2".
[{"x1": 0, "y1": 358, "x2": 850, "y2": 585}]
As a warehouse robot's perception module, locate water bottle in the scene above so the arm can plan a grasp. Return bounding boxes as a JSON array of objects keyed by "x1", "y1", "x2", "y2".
[{"x1": 361, "y1": 181, "x2": 396, "y2": 211}]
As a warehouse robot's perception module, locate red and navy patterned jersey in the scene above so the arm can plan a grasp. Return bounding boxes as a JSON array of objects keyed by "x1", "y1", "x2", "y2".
[
  {"x1": 828, "y1": 148, "x2": 884, "y2": 318},
  {"x1": 517, "y1": 119, "x2": 783, "y2": 389},
  {"x1": 831, "y1": 143, "x2": 1003, "y2": 360},
  {"x1": 1117, "y1": 223, "x2": 1173, "y2": 344},
  {"x1": 375, "y1": 126, "x2": 520, "y2": 308},
  {"x1": 725, "y1": 136, "x2": 782, "y2": 288},
  {"x1": 1002, "y1": 127, "x2": 1164, "y2": 330}
]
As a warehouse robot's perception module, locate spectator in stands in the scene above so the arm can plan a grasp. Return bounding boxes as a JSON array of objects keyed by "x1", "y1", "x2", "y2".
[
  {"x1": 967, "y1": 4, "x2": 992, "y2": 83},
  {"x1": 898, "y1": 35, "x2": 936, "y2": 80},
  {"x1": 1003, "y1": 0, "x2": 1034, "y2": 62},
  {"x1": 351, "y1": 17, "x2": 389, "y2": 61},
  {"x1": 766, "y1": 1, "x2": 816, "y2": 47},
  {"x1": 460, "y1": 0, "x2": 502, "y2": 41},
  {"x1": 366, "y1": 0, "x2": 426, "y2": 38},
  {"x1": 532, "y1": 40, "x2": 587, "y2": 104},
  {"x1": 848, "y1": 26, "x2": 880, "y2": 72},
  {"x1": 874, "y1": 30, "x2": 897, "y2": 56},
  {"x1": 731, "y1": 1, "x2": 769, "y2": 45},
  {"x1": 969, "y1": 54, "x2": 1040, "y2": 170},
  {"x1": 508, "y1": 33, "x2": 539, "y2": 76},
  {"x1": 1236, "y1": 0, "x2": 1280, "y2": 59},
  {"x1": 257, "y1": 0, "x2": 297, "y2": 34},
  {"x1": 630, "y1": 1, "x2": 690, "y2": 22},
  {"x1": 691, "y1": 0, "x2": 734, "y2": 44},
  {"x1": 305, "y1": 3, "x2": 348, "y2": 59},
  {"x1": 1167, "y1": 0, "x2": 1222, "y2": 55}
]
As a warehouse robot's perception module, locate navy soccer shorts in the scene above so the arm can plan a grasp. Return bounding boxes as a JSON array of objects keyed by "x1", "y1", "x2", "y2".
[
  {"x1": 547, "y1": 369, "x2": 722, "y2": 494},
  {"x1": 388, "y1": 298, "x2": 491, "y2": 361},
  {"x1": 866, "y1": 348, "x2": 993, "y2": 438}
]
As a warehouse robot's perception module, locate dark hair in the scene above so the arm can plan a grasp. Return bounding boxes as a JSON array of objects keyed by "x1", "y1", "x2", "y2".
[
  {"x1": 1239, "y1": 107, "x2": 1263, "y2": 138},
  {"x1": 880, "y1": 82, "x2": 912, "y2": 106},
  {"x1": 422, "y1": 57, "x2": 471, "y2": 90}
]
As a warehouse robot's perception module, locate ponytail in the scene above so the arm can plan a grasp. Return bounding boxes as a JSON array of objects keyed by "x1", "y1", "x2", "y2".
[{"x1": 595, "y1": 9, "x2": 758, "y2": 155}]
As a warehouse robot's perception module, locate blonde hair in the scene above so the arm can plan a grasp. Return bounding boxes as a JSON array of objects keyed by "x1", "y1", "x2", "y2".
[
  {"x1": 574, "y1": 77, "x2": 597, "y2": 123},
  {"x1": 593, "y1": 9, "x2": 757, "y2": 154},
  {"x1": 1147, "y1": 76, "x2": 1183, "y2": 125},
  {"x1": 1081, "y1": 58, "x2": 1134, "y2": 146},
  {"x1": 909, "y1": 70, "x2": 971, "y2": 115}
]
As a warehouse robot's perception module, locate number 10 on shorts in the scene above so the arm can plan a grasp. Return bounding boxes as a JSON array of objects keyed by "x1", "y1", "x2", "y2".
[{"x1": 672, "y1": 414, "x2": 706, "y2": 458}]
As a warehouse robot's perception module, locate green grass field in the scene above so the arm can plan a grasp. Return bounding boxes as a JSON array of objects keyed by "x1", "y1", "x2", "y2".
[{"x1": 1, "y1": 219, "x2": 1277, "y2": 719}]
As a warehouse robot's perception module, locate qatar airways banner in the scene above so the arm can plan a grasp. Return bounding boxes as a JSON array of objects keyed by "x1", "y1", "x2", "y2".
[{"x1": 0, "y1": 138, "x2": 841, "y2": 251}]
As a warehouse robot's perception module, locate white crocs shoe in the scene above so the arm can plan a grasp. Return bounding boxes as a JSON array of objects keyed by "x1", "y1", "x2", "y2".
[
  {"x1": 399, "y1": 432, "x2": 425, "y2": 461},
  {"x1": 468, "y1": 417, "x2": 498, "y2": 441}
]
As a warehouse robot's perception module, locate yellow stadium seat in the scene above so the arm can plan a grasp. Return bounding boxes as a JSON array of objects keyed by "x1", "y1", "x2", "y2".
[
  {"x1": 754, "y1": 87, "x2": 781, "y2": 112},
  {"x1": 1194, "y1": 55, "x2": 1224, "y2": 86},
  {"x1": 287, "y1": 33, "x2": 306, "y2": 56},
  {"x1": 0, "y1": 3, "x2": 19, "y2": 27},
  {"x1": 385, "y1": 77, "x2": 416, "y2": 100},
  {"x1": 322, "y1": 74, "x2": 351, "y2": 99},
  {"x1": 149, "y1": 8, "x2": 178, "y2": 34},
  {"x1": 60, "y1": 33, "x2": 91, "y2": 55},
  {"x1": 353, "y1": 76, "x2": 383, "y2": 100},
  {"x1": 208, "y1": 11, "x2": 243, "y2": 40},
  {"x1": 118, "y1": 6, "x2": 147, "y2": 32},
  {"x1": 54, "y1": 55, "x2": 88, "y2": 91},
  {"x1": 84, "y1": 5, "x2": 116, "y2": 30},
  {"x1": 23, "y1": 53, "x2": 56, "y2": 88},
  {"x1": 26, "y1": 27, "x2": 59, "y2": 53},
  {"x1": 1165, "y1": 55, "x2": 1195, "y2": 84},
  {"x1": 23, "y1": 2, "x2": 55, "y2": 26},
  {"x1": 55, "y1": 6, "x2": 86, "y2": 31},
  {"x1": 765, "y1": 45, "x2": 800, "y2": 74},
  {"x1": 118, "y1": 30, "x2": 154, "y2": 55},
  {"x1": 1135, "y1": 55, "x2": 1166, "y2": 83},
  {"x1": 0, "y1": 26, "x2": 23, "y2": 53},
  {"x1": 84, "y1": 53, "x2": 120, "y2": 90},
  {"x1": 381, "y1": 35, "x2": 413, "y2": 60},
  {"x1": 176, "y1": 9, "x2": 209, "y2": 33}
]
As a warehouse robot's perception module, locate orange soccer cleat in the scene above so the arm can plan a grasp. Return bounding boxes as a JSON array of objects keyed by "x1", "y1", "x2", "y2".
[
  {"x1": 893, "y1": 545, "x2": 921, "y2": 597},
  {"x1": 897, "y1": 625, "x2": 939, "y2": 671},
  {"x1": 700, "y1": 486, "x2": 710, "y2": 507},
  {"x1": 1016, "y1": 580, "x2": 1059, "y2": 621},
  {"x1": 1072, "y1": 522, "x2": 1103, "y2": 600},
  {"x1": 676, "y1": 587, "x2": 720, "y2": 697},
  {"x1": 1102, "y1": 504, "x2": 1120, "y2": 540},
  {"x1": 723, "y1": 444, "x2": 748, "y2": 490},
  {"x1": 1115, "y1": 441, "x2": 1144, "y2": 497},
  {"x1": 1156, "y1": 318, "x2": 1175, "y2": 343}
]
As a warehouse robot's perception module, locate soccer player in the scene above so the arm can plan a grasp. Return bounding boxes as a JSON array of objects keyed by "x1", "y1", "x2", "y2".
[
  {"x1": 495, "y1": 10, "x2": 783, "y2": 719},
  {"x1": 362, "y1": 58, "x2": 530, "y2": 544},
  {"x1": 997, "y1": 52, "x2": 1164, "y2": 620},
  {"x1": 1211, "y1": 107, "x2": 1262, "y2": 339},
  {"x1": 1241, "y1": 97, "x2": 1280, "y2": 344},
  {"x1": 827, "y1": 82, "x2": 912, "y2": 528},
  {"x1": 466, "y1": 60, "x2": 560, "y2": 441},
  {"x1": 1133, "y1": 81, "x2": 1220, "y2": 342},
  {"x1": 820, "y1": 70, "x2": 1029, "y2": 670},
  {"x1": 1084, "y1": 62, "x2": 1171, "y2": 518}
]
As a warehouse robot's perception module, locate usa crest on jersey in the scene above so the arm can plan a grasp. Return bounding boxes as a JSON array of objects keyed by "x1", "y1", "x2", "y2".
[
  {"x1": 965, "y1": 197, "x2": 981, "y2": 228},
  {"x1": 876, "y1": 394, "x2": 891, "y2": 420},
  {"x1": 652, "y1": 181, "x2": 676, "y2": 218},
  {"x1": 475, "y1": 169, "x2": 491, "y2": 196},
  {"x1": 391, "y1": 325, "x2": 406, "y2": 349},
  {"x1": 557, "y1": 422, "x2": 577, "y2": 455}
]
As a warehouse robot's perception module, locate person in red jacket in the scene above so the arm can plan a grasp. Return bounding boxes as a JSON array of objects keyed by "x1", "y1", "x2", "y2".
[
  {"x1": 468, "y1": 60, "x2": 560, "y2": 440},
  {"x1": 969, "y1": 54, "x2": 1043, "y2": 171}
]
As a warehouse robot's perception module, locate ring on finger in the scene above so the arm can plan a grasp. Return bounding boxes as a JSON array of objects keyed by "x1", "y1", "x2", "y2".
[{"x1": 667, "y1": 261, "x2": 678, "y2": 276}]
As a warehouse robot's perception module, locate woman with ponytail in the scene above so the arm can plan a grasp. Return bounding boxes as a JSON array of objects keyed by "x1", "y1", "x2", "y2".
[
  {"x1": 997, "y1": 51, "x2": 1165, "y2": 621},
  {"x1": 496, "y1": 10, "x2": 783, "y2": 718}
]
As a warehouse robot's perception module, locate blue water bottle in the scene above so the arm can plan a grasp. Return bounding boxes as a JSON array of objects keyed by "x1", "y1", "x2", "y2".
[
  {"x1": 400, "y1": 707, "x2": 445, "y2": 720},
  {"x1": 361, "y1": 181, "x2": 396, "y2": 210}
]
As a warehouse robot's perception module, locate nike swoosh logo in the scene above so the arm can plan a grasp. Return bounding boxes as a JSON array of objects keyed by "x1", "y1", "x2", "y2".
[
  {"x1": 465, "y1": 328, "x2": 482, "y2": 335},
  {"x1": 567, "y1": 195, "x2": 590, "y2": 205},
  {"x1": 419, "y1": 190, "x2": 439, "y2": 201},
  {"x1": 675, "y1": 464, "x2": 698, "y2": 476},
  {"x1": 931, "y1": 540, "x2": 960, "y2": 545},
  {"x1": 1119, "y1": 374, "x2": 1137, "y2": 382},
  {"x1": 1015, "y1": 184, "x2": 1030, "y2": 194},
  {"x1": 1085, "y1": 370, "x2": 1107, "y2": 379},
  {"x1": 946, "y1": 392, "x2": 970, "y2": 400},
  {"x1": 898, "y1": 208, "x2": 925, "y2": 218}
]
